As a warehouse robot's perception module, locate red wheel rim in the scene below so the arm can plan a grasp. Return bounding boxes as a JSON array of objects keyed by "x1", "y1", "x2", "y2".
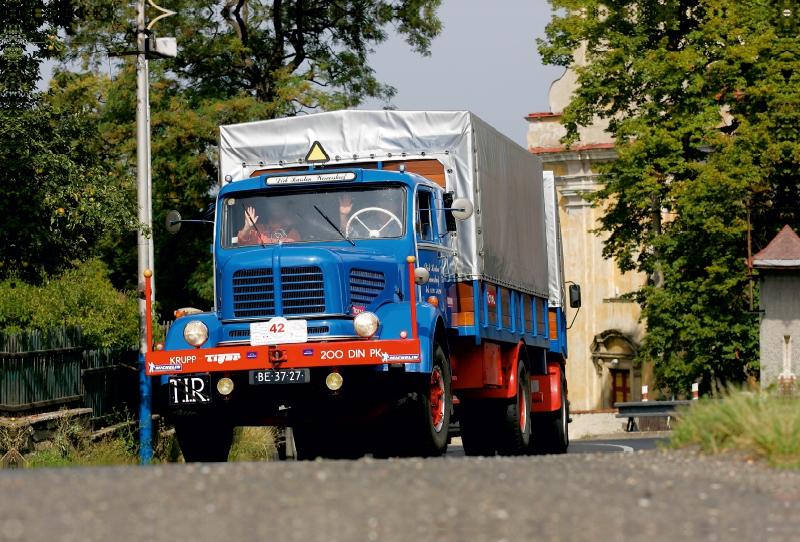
[
  {"x1": 519, "y1": 375, "x2": 528, "y2": 432},
  {"x1": 430, "y1": 367, "x2": 445, "y2": 432}
]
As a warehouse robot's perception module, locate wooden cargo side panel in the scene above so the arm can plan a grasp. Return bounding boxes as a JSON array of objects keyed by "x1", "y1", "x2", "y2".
[
  {"x1": 549, "y1": 309, "x2": 558, "y2": 340},
  {"x1": 384, "y1": 160, "x2": 446, "y2": 187},
  {"x1": 451, "y1": 283, "x2": 475, "y2": 327}
]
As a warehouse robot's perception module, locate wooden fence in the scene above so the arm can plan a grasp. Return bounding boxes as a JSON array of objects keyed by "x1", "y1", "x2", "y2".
[{"x1": 0, "y1": 327, "x2": 139, "y2": 421}]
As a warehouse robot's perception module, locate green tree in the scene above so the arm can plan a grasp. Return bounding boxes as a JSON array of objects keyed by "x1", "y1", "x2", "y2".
[
  {"x1": 0, "y1": 0, "x2": 136, "y2": 283},
  {"x1": 0, "y1": 259, "x2": 140, "y2": 349},
  {"x1": 54, "y1": 0, "x2": 442, "y2": 315},
  {"x1": 539, "y1": 0, "x2": 800, "y2": 394}
]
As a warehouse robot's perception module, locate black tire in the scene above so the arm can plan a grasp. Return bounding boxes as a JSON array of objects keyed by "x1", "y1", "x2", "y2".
[
  {"x1": 458, "y1": 401, "x2": 498, "y2": 457},
  {"x1": 293, "y1": 423, "x2": 367, "y2": 460},
  {"x1": 497, "y1": 360, "x2": 532, "y2": 456},
  {"x1": 529, "y1": 368, "x2": 569, "y2": 455},
  {"x1": 173, "y1": 414, "x2": 235, "y2": 462},
  {"x1": 376, "y1": 343, "x2": 452, "y2": 458}
]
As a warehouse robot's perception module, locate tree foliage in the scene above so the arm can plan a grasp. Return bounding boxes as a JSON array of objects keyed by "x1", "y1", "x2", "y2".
[
  {"x1": 0, "y1": 0, "x2": 136, "y2": 283},
  {"x1": 53, "y1": 0, "x2": 442, "y2": 315},
  {"x1": 0, "y1": 259, "x2": 139, "y2": 349},
  {"x1": 539, "y1": 0, "x2": 800, "y2": 394}
]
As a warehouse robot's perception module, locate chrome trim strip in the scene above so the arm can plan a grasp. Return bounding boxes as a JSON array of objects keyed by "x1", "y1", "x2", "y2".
[
  {"x1": 216, "y1": 334, "x2": 361, "y2": 347},
  {"x1": 221, "y1": 313, "x2": 350, "y2": 324}
]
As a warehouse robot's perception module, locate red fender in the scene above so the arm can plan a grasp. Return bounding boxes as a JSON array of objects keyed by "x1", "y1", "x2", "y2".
[
  {"x1": 530, "y1": 361, "x2": 564, "y2": 413},
  {"x1": 451, "y1": 341, "x2": 524, "y2": 400}
]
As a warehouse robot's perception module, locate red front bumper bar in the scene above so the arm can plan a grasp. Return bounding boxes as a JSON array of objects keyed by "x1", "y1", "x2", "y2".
[{"x1": 145, "y1": 339, "x2": 421, "y2": 376}]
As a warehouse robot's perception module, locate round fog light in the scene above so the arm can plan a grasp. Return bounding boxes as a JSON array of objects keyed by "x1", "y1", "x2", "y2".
[
  {"x1": 325, "y1": 372, "x2": 344, "y2": 391},
  {"x1": 217, "y1": 377, "x2": 234, "y2": 395},
  {"x1": 353, "y1": 311, "x2": 379, "y2": 338}
]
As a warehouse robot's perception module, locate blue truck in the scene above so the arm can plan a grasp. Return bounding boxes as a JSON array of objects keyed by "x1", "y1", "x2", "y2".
[{"x1": 146, "y1": 110, "x2": 580, "y2": 461}]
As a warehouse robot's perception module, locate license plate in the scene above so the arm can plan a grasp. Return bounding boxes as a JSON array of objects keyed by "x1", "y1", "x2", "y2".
[
  {"x1": 249, "y1": 368, "x2": 310, "y2": 385},
  {"x1": 250, "y1": 317, "x2": 308, "y2": 346},
  {"x1": 168, "y1": 375, "x2": 212, "y2": 405}
]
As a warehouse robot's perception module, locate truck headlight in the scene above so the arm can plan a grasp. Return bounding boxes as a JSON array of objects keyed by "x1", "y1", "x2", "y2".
[
  {"x1": 183, "y1": 320, "x2": 209, "y2": 347},
  {"x1": 353, "y1": 311, "x2": 379, "y2": 338}
]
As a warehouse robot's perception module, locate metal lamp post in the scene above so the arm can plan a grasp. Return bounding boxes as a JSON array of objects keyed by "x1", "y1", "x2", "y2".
[{"x1": 135, "y1": 0, "x2": 176, "y2": 464}]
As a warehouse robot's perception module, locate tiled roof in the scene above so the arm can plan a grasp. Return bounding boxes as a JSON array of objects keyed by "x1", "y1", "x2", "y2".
[
  {"x1": 751, "y1": 225, "x2": 800, "y2": 269},
  {"x1": 529, "y1": 143, "x2": 615, "y2": 154},
  {"x1": 525, "y1": 112, "x2": 562, "y2": 119}
]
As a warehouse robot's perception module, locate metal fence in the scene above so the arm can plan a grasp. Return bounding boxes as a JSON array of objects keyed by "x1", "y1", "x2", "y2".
[{"x1": 0, "y1": 327, "x2": 139, "y2": 421}]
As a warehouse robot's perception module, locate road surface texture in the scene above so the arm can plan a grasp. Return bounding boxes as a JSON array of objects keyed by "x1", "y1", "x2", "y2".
[{"x1": 1, "y1": 449, "x2": 797, "y2": 542}]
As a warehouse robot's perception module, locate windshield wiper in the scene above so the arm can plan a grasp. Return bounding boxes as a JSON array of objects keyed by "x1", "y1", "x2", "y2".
[{"x1": 314, "y1": 205, "x2": 355, "y2": 246}]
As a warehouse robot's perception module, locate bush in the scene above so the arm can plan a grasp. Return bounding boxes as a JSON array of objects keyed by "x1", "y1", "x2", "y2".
[
  {"x1": 670, "y1": 386, "x2": 800, "y2": 468},
  {"x1": 0, "y1": 259, "x2": 139, "y2": 349}
]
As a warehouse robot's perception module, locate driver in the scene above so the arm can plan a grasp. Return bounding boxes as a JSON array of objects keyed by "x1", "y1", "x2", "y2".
[
  {"x1": 238, "y1": 204, "x2": 301, "y2": 245},
  {"x1": 338, "y1": 193, "x2": 403, "y2": 238}
]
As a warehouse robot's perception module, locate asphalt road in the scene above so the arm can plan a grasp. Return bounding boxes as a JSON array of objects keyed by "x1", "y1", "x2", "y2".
[
  {"x1": 1, "y1": 445, "x2": 798, "y2": 542},
  {"x1": 445, "y1": 436, "x2": 663, "y2": 457}
]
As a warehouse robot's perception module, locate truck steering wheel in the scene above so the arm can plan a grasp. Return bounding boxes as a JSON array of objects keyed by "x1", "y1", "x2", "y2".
[{"x1": 346, "y1": 207, "x2": 402, "y2": 238}]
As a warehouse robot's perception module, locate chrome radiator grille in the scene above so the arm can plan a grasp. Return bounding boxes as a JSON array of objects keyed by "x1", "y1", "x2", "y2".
[{"x1": 349, "y1": 269, "x2": 386, "y2": 306}]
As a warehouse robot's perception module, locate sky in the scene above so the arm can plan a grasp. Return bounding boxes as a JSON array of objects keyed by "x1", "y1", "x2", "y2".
[
  {"x1": 39, "y1": 0, "x2": 565, "y2": 148},
  {"x1": 358, "y1": 0, "x2": 565, "y2": 147}
]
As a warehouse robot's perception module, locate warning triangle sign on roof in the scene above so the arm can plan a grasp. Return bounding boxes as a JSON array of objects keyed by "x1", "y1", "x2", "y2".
[{"x1": 305, "y1": 141, "x2": 330, "y2": 163}]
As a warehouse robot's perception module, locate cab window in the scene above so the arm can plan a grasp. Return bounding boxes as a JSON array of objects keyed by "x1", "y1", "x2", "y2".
[{"x1": 416, "y1": 190, "x2": 435, "y2": 242}]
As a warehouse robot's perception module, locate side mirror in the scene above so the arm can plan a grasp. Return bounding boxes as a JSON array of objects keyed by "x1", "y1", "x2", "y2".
[
  {"x1": 569, "y1": 284, "x2": 582, "y2": 308},
  {"x1": 451, "y1": 197, "x2": 474, "y2": 221},
  {"x1": 203, "y1": 202, "x2": 216, "y2": 221},
  {"x1": 166, "y1": 210, "x2": 182, "y2": 234},
  {"x1": 414, "y1": 267, "x2": 430, "y2": 285}
]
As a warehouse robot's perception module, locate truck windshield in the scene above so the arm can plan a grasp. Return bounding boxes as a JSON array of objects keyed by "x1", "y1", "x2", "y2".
[{"x1": 221, "y1": 186, "x2": 406, "y2": 248}]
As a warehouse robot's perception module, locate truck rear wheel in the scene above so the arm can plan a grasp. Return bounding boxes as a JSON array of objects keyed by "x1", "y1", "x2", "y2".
[
  {"x1": 173, "y1": 413, "x2": 235, "y2": 462},
  {"x1": 459, "y1": 401, "x2": 497, "y2": 457},
  {"x1": 529, "y1": 369, "x2": 569, "y2": 455},
  {"x1": 497, "y1": 360, "x2": 531, "y2": 456}
]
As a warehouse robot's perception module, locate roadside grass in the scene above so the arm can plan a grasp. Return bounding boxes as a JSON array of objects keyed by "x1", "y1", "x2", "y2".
[
  {"x1": 670, "y1": 386, "x2": 800, "y2": 468},
  {"x1": 24, "y1": 416, "x2": 279, "y2": 467},
  {"x1": 27, "y1": 413, "x2": 139, "y2": 468},
  {"x1": 227, "y1": 427, "x2": 278, "y2": 462}
]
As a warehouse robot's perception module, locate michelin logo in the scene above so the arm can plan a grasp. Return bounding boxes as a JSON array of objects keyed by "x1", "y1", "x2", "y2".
[
  {"x1": 148, "y1": 362, "x2": 182, "y2": 373},
  {"x1": 205, "y1": 353, "x2": 241, "y2": 364},
  {"x1": 381, "y1": 353, "x2": 421, "y2": 362}
]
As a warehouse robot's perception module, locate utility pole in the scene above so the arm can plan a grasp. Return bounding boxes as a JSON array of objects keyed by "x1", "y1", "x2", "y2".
[
  {"x1": 132, "y1": 0, "x2": 176, "y2": 464},
  {"x1": 135, "y1": 0, "x2": 154, "y2": 464}
]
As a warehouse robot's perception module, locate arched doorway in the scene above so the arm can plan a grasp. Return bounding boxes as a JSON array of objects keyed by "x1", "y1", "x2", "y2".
[{"x1": 590, "y1": 330, "x2": 641, "y2": 408}]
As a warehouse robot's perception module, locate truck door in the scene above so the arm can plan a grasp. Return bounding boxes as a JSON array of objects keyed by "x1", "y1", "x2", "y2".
[{"x1": 414, "y1": 188, "x2": 446, "y2": 313}]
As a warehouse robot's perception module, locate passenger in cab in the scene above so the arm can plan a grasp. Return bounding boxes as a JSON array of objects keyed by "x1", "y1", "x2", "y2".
[{"x1": 238, "y1": 204, "x2": 301, "y2": 245}]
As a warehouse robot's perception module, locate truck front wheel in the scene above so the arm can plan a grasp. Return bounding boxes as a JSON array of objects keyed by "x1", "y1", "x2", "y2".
[
  {"x1": 377, "y1": 343, "x2": 452, "y2": 458},
  {"x1": 173, "y1": 413, "x2": 235, "y2": 462}
]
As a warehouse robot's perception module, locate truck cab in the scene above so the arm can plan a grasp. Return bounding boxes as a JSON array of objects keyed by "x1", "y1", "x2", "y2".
[{"x1": 152, "y1": 166, "x2": 459, "y2": 460}]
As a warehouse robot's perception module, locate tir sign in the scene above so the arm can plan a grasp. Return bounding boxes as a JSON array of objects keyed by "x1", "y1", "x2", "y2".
[{"x1": 305, "y1": 141, "x2": 330, "y2": 164}]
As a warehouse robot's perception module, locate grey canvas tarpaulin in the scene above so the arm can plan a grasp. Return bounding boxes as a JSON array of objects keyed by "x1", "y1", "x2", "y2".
[{"x1": 219, "y1": 110, "x2": 553, "y2": 300}]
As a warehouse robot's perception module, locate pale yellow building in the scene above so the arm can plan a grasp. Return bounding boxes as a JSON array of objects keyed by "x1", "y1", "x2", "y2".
[{"x1": 527, "y1": 48, "x2": 651, "y2": 411}]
